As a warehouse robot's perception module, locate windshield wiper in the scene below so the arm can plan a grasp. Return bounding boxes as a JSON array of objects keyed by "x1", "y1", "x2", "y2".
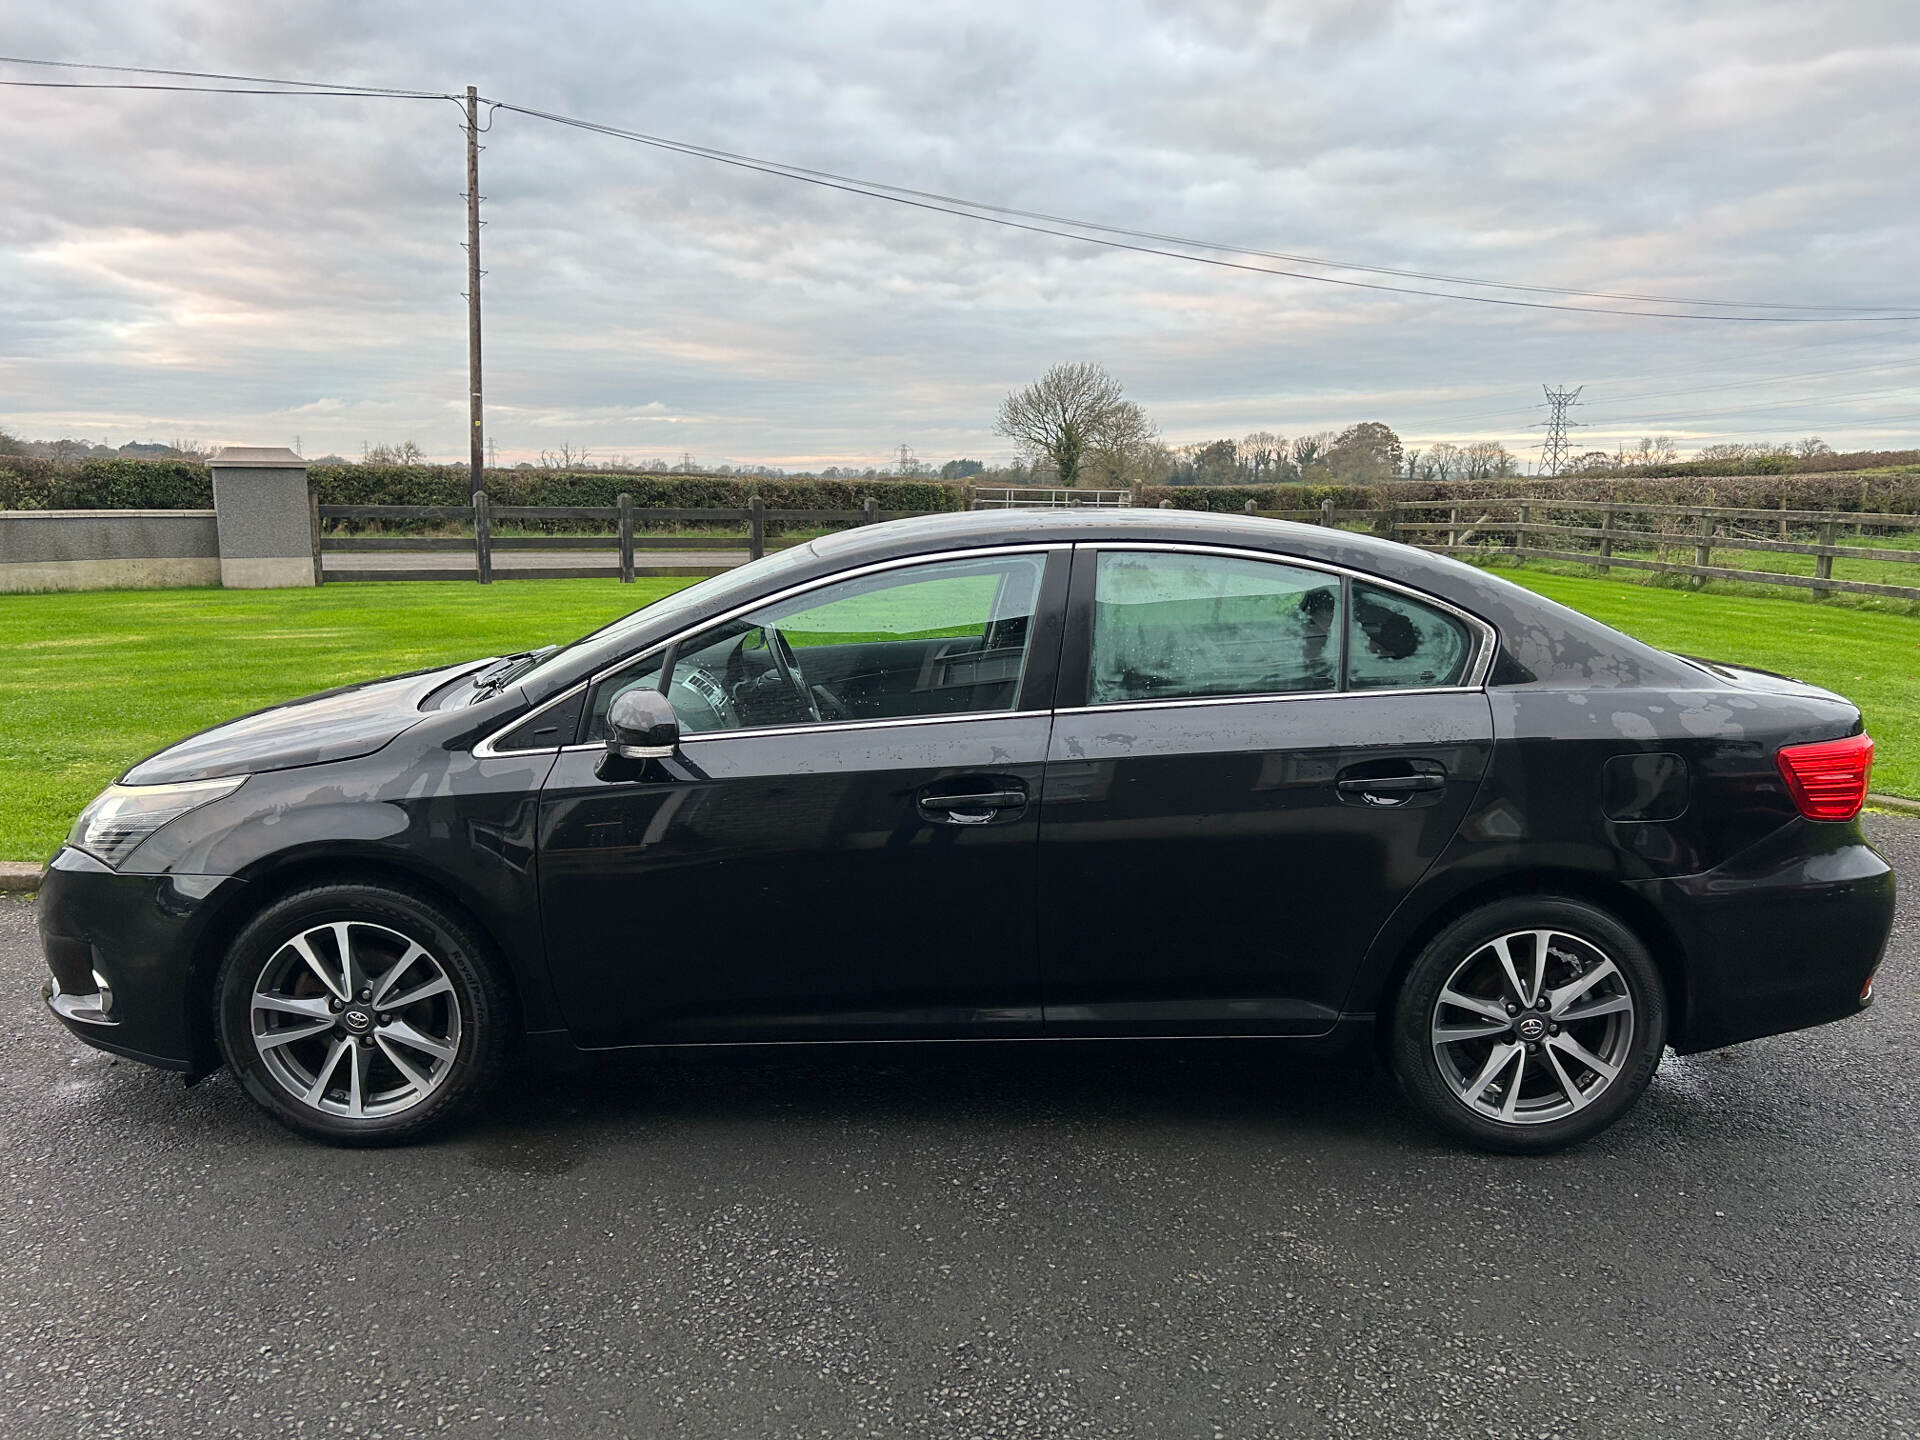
[{"x1": 469, "y1": 645, "x2": 558, "y2": 699}]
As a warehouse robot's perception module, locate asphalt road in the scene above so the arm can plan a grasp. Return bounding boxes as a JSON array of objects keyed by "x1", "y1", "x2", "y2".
[{"x1": 4, "y1": 819, "x2": 1917, "y2": 1440}]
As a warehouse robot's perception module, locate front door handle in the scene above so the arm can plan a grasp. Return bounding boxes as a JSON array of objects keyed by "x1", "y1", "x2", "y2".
[
  {"x1": 1336, "y1": 773, "x2": 1446, "y2": 807},
  {"x1": 917, "y1": 784, "x2": 1028, "y2": 825}
]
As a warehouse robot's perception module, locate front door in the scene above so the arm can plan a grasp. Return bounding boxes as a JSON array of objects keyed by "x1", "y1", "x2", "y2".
[
  {"x1": 539, "y1": 547, "x2": 1067, "y2": 1045},
  {"x1": 1038, "y1": 546, "x2": 1494, "y2": 1035}
]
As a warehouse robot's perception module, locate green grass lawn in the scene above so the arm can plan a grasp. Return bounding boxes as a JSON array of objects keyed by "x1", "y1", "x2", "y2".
[
  {"x1": 2, "y1": 569, "x2": 1916, "y2": 863},
  {"x1": 1505, "y1": 569, "x2": 1920, "y2": 803},
  {"x1": 1546, "y1": 530, "x2": 1920, "y2": 593},
  {"x1": 0, "y1": 580, "x2": 675, "y2": 863}
]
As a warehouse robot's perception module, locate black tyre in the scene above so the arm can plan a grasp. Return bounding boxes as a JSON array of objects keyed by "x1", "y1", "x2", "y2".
[
  {"x1": 1389, "y1": 896, "x2": 1667, "y2": 1154},
  {"x1": 215, "y1": 882, "x2": 513, "y2": 1145}
]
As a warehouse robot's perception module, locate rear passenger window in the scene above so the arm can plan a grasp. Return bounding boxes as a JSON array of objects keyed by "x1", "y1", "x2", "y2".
[
  {"x1": 1089, "y1": 551, "x2": 1341, "y2": 704},
  {"x1": 1346, "y1": 582, "x2": 1472, "y2": 690}
]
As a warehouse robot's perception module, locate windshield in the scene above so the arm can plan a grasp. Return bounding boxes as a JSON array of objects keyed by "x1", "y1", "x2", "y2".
[{"x1": 510, "y1": 543, "x2": 823, "y2": 692}]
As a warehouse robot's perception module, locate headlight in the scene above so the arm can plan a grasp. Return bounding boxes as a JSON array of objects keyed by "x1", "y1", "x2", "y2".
[{"x1": 67, "y1": 776, "x2": 248, "y2": 868}]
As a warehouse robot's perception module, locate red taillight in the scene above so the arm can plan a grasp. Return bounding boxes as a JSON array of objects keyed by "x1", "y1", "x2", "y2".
[{"x1": 1775, "y1": 733, "x2": 1874, "y2": 821}]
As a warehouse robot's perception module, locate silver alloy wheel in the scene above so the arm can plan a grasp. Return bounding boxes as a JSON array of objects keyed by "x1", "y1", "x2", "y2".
[
  {"x1": 249, "y1": 920, "x2": 463, "y2": 1119},
  {"x1": 1429, "y1": 928, "x2": 1636, "y2": 1126}
]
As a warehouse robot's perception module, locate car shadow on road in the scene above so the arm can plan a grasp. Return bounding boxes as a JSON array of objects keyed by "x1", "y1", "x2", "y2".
[{"x1": 457, "y1": 1038, "x2": 1430, "y2": 1174}]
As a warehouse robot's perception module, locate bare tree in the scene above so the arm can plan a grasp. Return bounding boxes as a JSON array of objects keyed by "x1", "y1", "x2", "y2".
[
  {"x1": 1290, "y1": 432, "x2": 1332, "y2": 472},
  {"x1": 1796, "y1": 436, "x2": 1832, "y2": 460},
  {"x1": 363, "y1": 440, "x2": 425, "y2": 466},
  {"x1": 1463, "y1": 440, "x2": 1518, "y2": 478},
  {"x1": 1622, "y1": 436, "x2": 1678, "y2": 467},
  {"x1": 1240, "y1": 431, "x2": 1283, "y2": 481},
  {"x1": 995, "y1": 362, "x2": 1156, "y2": 486}
]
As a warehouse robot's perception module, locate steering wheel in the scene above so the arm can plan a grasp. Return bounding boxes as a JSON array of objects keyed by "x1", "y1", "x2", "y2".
[
  {"x1": 765, "y1": 626, "x2": 821, "y2": 723},
  {"x1": 812, "y1": 683, "x2": 854, "y2": 721}
]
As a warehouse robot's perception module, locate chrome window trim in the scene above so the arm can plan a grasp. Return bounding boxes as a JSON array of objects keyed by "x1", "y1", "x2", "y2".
[
  {"x1": 473, "y1": 544, "x2": 1065, "y2": 756},
  {"x1": 1071, "y1": 540, "x2": 1498, "y2": 703},
  {"x1": 559, "y1": 707, "x2": 1036, "y2": 752},
  {"x1": 1065, "y1": 687, "x2": 1485, "y2": 720}
]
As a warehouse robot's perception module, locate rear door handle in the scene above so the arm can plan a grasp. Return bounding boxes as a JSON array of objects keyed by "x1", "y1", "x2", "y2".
[{"x1": 917, "y1": 784, "x2": 1028, "y2": 825}]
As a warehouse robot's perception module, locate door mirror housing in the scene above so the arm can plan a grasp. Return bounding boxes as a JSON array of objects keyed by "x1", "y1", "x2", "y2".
[{"x1": 606, "y1": 689, "x2": 679, "y2": 759}]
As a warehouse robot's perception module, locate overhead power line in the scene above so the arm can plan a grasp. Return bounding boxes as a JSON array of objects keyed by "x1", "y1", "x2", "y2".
[
  {"x1": 1578, "y1": 382, "x2": 1919, "y2": 427},
  {"x1": 0, "y1": 54, "x2": 452, "y2": 98},
  {"x1": 490, "y1": 107, "x2": 1897, "y2": 315},
  {"x1": 0, "y1": 80, "x2": 455, "y2": 97},
  {"x1": 5, "y1": 57, "x2": 1915, "y2": 323},
  {"x1": 487, "y1": 100, "x2": 1920, "y2": 324}
]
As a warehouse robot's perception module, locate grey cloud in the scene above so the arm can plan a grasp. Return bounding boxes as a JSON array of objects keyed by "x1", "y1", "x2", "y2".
[{"x1": 0, "y1": 0, "x2": 1915, "y2": 466}]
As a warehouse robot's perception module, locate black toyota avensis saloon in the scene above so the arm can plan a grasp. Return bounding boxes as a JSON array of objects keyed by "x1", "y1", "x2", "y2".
[{"x1": 41, "y1": 509, "x2": 1893, "y2": 1152}]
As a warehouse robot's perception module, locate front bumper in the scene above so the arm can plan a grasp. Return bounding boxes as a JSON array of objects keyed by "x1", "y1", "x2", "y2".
[
  {"x1": 1631, "y1": 822, "x2": 1895, "y2": 1054},
  {"x1": 37, "y1": 847, "x2": 244, "y2": 1075}
]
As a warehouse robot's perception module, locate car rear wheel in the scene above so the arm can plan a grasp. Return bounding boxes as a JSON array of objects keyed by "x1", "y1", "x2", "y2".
[
  {"x1": 1390, "y1": 896, "x2": 1667, "y2": 1153},
  {"x1": 215, "y1": 883, "x2": 512, "y2": 1145}
]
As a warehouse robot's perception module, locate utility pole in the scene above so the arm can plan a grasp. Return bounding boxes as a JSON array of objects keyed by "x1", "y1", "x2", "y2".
[
  {"x1": 1532, "y1": 384, "x2": 1584, "y2": 477},
  {"x1": 464, "y1": 85, "x2": 485, "y2": 499}
]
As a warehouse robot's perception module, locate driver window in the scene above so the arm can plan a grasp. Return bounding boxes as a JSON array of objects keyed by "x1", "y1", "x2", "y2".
[{"x1": 584, "y1": 553, "x2": 1047, "y2": 739}]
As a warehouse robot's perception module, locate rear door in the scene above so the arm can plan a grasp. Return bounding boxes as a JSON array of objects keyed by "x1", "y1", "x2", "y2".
[
  {"x1": 1038, "y1": 544, "x2": 1495, "y2": 1035},
  {"x1": 537, "y1": 546, "x2": 1069, "y2": 1045}
]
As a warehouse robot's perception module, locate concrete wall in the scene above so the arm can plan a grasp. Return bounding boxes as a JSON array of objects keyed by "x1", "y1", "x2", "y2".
[{"x1": 0, "y1": 510, "x2": 221, "y2": 593}]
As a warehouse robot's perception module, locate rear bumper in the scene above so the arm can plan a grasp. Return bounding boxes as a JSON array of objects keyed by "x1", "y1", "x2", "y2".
[
  {"x1": 1631, "y1": 822, "x2": 1894, "y2": 1054},
  {"x1": 36, "y1": 847, "x2": 243, "y2": 1075}
]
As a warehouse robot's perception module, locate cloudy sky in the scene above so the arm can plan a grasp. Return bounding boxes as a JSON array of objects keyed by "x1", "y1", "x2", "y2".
[{"x1": 2, "y1": 0, "x2": 1916, "y2": 469}]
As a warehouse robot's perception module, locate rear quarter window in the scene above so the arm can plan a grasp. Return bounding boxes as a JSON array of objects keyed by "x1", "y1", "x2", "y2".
[{"x1": 1346, "y1": 582, "x2": 1473, "y2": 690}]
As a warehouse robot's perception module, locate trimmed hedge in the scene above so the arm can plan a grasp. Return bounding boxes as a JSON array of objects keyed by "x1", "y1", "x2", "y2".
[
  {"x1": 0, "y1": 456, "x2": 213, "y2": 510},
  {"x1": 0, "y1": 457, "x2": 964, "y2": 517},
  {"x1": 1138, "y1": 483, "x2": 1374, "y2": 513},
  {"x1": 1562, "y1": 449, "x2": 1919, "y2": 479},
  {"x1": 6, "y1": 455, "x2": 1918, "y2": 519},
  {"x1": 309, "y1": 465, "x2": 963, "y2": 515}
]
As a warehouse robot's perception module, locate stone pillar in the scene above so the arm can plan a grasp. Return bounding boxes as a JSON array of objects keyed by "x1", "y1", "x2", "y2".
[{"x1": 210, "y1": 446, "x2": 315, "y2": 588}]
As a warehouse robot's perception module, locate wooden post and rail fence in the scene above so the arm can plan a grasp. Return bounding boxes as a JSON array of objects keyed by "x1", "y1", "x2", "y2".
[
  {"x1": 1384, "y1": 497, "x2": 1920, "y2": 602},
  {"x1": 314, "y1": 492, "x2": 909, "y2": 584},
  {"x1": 310, "y1": 487, "x2": 1920, "y2": 602}
]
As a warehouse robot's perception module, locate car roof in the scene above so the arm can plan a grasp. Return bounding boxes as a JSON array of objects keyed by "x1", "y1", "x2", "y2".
[{"x1": 524, "y1": 505, "x2": 1701, "y2": 698}]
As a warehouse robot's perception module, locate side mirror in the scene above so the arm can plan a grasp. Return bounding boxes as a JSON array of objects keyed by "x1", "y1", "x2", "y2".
[{"x1": 606, "y1": 689, "x2": 680, "y2": 760}]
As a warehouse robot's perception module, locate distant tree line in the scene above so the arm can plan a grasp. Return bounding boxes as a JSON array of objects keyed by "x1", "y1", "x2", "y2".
[
  {"x1": 5, "y1": 386, "x2": 1911, "y2": 493},
  {"x1": 0, "y1": 431, "x2": 210, "y2": 463},
  {"x1": 989, "y1": 363, "x2": 1519, "y2": 488}
]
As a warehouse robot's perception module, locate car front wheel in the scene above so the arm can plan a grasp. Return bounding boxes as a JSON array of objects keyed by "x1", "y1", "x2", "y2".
[
  {"x1": 1390, "y1": 896, "x2": 1668, "y2": 1153},
  {"x1": 215, "y1": 883, "x2": 512, "y2": 1145}
]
